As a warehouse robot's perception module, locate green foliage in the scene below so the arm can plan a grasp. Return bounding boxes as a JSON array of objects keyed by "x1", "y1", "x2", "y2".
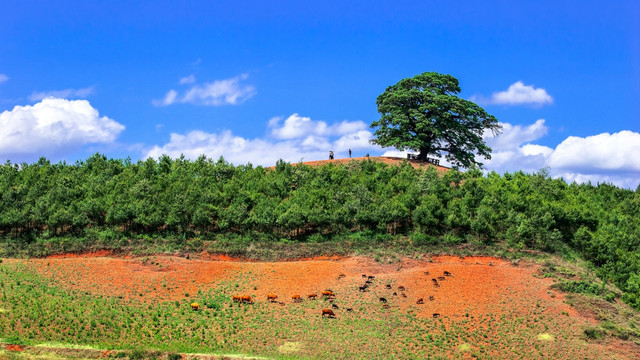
[
  {"x1": 371, "y1": 72, "x2": 502, "y2": 167},
  {"x1": 551, "y1": 281, "x2": 602, "y2": 296}
]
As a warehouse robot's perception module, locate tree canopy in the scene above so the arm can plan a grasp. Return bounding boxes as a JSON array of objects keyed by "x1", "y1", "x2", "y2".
[{"x1": 371, "y1": 72, "x2": 502, "y2": 168}]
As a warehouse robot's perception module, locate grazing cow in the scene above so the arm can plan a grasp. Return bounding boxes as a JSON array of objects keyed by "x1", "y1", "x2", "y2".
[
  {"x1": 432, "y1": 313, "x2": 440, "y2": 318},
  {"x1": 416, "y1": 298, "x2": 424, "y2": 304},
  {"x1": 191, "y1": 302, "x2": 200, "y2": 311},
  {"x1": 346, "y1": 308, "x2": 353, "y2": 312},
  {"x1": 367, "y1": 275, "x2": 375, "y2": 280},
  {"x1": 358, "y1": 286, "x2": 368, "y2": 292},
  {"x1": 429, "y1": 295, "x2": 435, "y2": 301},
  {"x1": 322, "y1": 290, "x2": 335, "y2": 298},
  {"x1": 278, "y1": 301, "x2": 285, "y2": 306},
  {"x1": 322, "y1": 309, "x2": 336, "y2": 318},
  {"x1": 398, "y1": 286, "x2": 406, "y2": 291},
  {"x1": 338, "y1": 274, "x2": 346, "y2": 279},
  {"x1": 438, "y1": 276, "x2": 445, "y2": 281},
  {"x1": 267, "y1": 293, "x2": 278, "y2": 302},
  {"x1": 382, "y1": 304, "x2": 390, "y2": 309},
  {"x1": 292, "y1": 294, "x2": 302, "y2": 303},
  {"x1": 241, "y1": 295, "x2": 253, "y2": 304},
  {"x1": 232, "y1": 295, "x2": 242, "y2": 303},
  {"x1": 444, "y1": 271, "x2": 452, "y2": 277},
  {"x1": 308, "y1": 293, "x2": 318, "y2": 300},
  {"x1": 379, "y1": 297, "x2": 387, "y2": 303},
  {"x1": 401, "y1": 293, "x2": 407, "y2": 298},
  {"x1": 432, "y1": 279, "x2": 439, "y2": 287},
  {"x1": 365, "y1": 280, "x2": 373, "y2": 285},
  {"x1": 332, "y1": 303, "x2": 339, "y2": 309},
  {"x1": 362, "y1": 274, "x2": 367, "y2": 278},
  {"x1": 393, "y1": 292, "x2": 397, "y2": 296},
  {"x1": 385, "y1": 284, "x2": 392, "y2": 289},
  {"x1": 424, "y1": 271, "x2": 430, "y2": 275}
]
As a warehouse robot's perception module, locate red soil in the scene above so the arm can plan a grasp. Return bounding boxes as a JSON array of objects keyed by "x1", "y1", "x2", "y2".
[
  {"x1": 24, "y1": 254, "x2": 571, "y2": 318},
  {"x1": 270, "y1": 156, "x2": 451, "y2": 173},
  {"x1": 5, "y1": 344, "x2": 25, "y2": 351},
  {"x1": 13, "y1": 253, "x2": 637, "y2": 359}
]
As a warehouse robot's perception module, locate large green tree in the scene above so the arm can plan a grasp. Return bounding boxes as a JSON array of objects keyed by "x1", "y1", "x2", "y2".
[{"x1": 371, "y1": 72, "x2": 501, "y2": 168}]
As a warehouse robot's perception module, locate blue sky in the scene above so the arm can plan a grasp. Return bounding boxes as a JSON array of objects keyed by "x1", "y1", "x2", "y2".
[{"x1": 1, "y1": 1, "x2": 639, "y2": 188}]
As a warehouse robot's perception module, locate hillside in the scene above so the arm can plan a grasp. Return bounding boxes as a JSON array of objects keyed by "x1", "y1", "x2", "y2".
[
  {"x1": 275, "y1": 156, "x2": 451, "y2": 173},
  {"x1": 1, "y1": 253, "x2": 639, "y2": 359}
]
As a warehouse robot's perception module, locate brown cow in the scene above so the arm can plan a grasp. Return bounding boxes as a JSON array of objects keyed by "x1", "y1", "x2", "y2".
[
  {"x1": 444, "y1": 271, "x2": 452, "y2": 277},
  {"x1": 379, "y1": 297, "x2": 387, "y2": 303},
  {"x1": 429, "y1": 295, "x2": 435, "y2": 301},
  {"x1": 321, "y1": 290, "x2": 335, "y2": 298},
  {"x1": 191, "y1": 302, "x2": 200, "y2": 311},
  {"x1": 307, "y1": 293, "x2": 318, "y2": 300},
  {"x1": 267, "y1": 293, "x2": 278, "y2": 302},
  {"x1": 438, "y1": 276, "x2": 446, "y2": 281},
  {"x1": 398, "y1": 285, "x2": 406, "y2": 291},
  {"x1": 416, "y1": 298, "x2": 424, "y2": 304},
  {"x1": 241, "y1": 295, "x2": 253, "y2": 304},
  {"x1": 232, "y1": 295, "x2": 242, "y2": 303},
  {"x1": 322, "y1": 309, "x2": 336, "y2": 318},
  {"x1": 385, "y1": 284, "x2": 392, "y2": 289},
  {"x1": 292, "y1": 294, "x2": 302, "y2": 303},
  {"x1": 433, "y1": 313, "x2": 441, "y2": 318},
  {"x1": 338, "y1": 273, "x2": 346, "y2": 279}
]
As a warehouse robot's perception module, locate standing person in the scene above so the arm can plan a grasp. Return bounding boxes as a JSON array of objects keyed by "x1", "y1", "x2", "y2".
[
  {"x1": 349, "y1": 149, "x2": 352, "y2": 158},
  {"x1": 329, "y1": 150, "x2": 334, "y2": 160}
]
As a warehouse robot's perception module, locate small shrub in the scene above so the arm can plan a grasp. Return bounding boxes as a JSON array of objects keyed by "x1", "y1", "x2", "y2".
[
  {"x1": 584, "y1": 327, "x2": 603, "y2": 340},
  {"x1": 128, "y1": 349, "x2": 146, "y2": 360},
  {"x1": 168, "y1": 354, "x2": 182, "y2": 360}
]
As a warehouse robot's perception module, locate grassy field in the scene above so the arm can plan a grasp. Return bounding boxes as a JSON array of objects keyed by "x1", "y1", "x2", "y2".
[{"x1": 0, "y1": 253, "x2": 639, "y2": 359}]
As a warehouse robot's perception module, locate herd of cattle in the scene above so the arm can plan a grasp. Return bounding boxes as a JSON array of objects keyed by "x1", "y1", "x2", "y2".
[{"x1": 207, "y1": 270, "x2": 454, "y2": 319}]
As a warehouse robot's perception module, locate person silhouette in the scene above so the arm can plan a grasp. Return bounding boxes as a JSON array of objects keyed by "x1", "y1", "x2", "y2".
[
  {"x1": 329, "y1": 151, "x2": 334, "y2": 160},
  {"x1": 349, "y1": 149, "x2": 352, "y2": 158}
]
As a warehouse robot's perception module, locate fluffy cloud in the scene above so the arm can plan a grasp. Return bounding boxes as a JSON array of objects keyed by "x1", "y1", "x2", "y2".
[
  {"x1": 482, "y1": 120, "x2": 640, "y2": 188},
  {"x1": 29, "y1": 86, "x2": 96, "y2": 101},
  {"x1": 0, "y1": 74, "x2": 8, "y2": 83},
  {"x1": 153, "y1": 74, "x2": 256, "y2": 106},
  {"x1": 145, "y1": 114, "x2": 381, "y2": 165},
  {"x1": 269, "y1": 113, "x2": 369, "y2": 140},
  {"x1": 0, "y1": 98, "x2": 124, "y2": 159},
  {"x1": 472, "y1": 81, "x2": 553, "y2": 106}
]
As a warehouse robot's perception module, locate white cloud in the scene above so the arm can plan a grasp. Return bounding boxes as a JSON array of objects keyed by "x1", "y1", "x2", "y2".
[
  {"x1": 0, "y1": 98, "x2": 124, "y2": 159},
  {"x1": 179, "y1": 74, "x2": 196, "y2": 84},
  {"x1": 269, "y1": 113, "x2": 368, "y2": 140},
  {"x1": 152, "y1": 90, "x2": 178, "y2": 107},
  {"x1": 549, "y1": 131, "x2": 640, "y2": 173},
  {"x1": 481, "y1": 120, "x2": 640, "y2": 189},
  {"x1": 145, "y1": 114, "x2": 382, "y2": 165},
  {"x1": 472, "y1": 81, "x2": 553, "y2": 106},
  {"x1": 29, "y1": 86, "x2": 96, "y2": 101},
  {"x1": 0, "y1": 74, "x2": 8, "y2": 83},
  {"x1": 484, "y1": 119, "x2": 548, "y2": 151},
  {"x1": 153, "y1": 73, "x2": 256, "y2": 107}
]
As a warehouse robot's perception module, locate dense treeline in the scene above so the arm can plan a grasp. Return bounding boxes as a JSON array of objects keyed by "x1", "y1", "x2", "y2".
[{"x1": 1, "y1": 154, "x2": 639, "y2": 308}]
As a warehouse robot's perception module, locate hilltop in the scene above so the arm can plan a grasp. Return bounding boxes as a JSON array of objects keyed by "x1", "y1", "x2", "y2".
[{"x1": 275, "y1": 156, "x2": 451, "y2": 173}]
